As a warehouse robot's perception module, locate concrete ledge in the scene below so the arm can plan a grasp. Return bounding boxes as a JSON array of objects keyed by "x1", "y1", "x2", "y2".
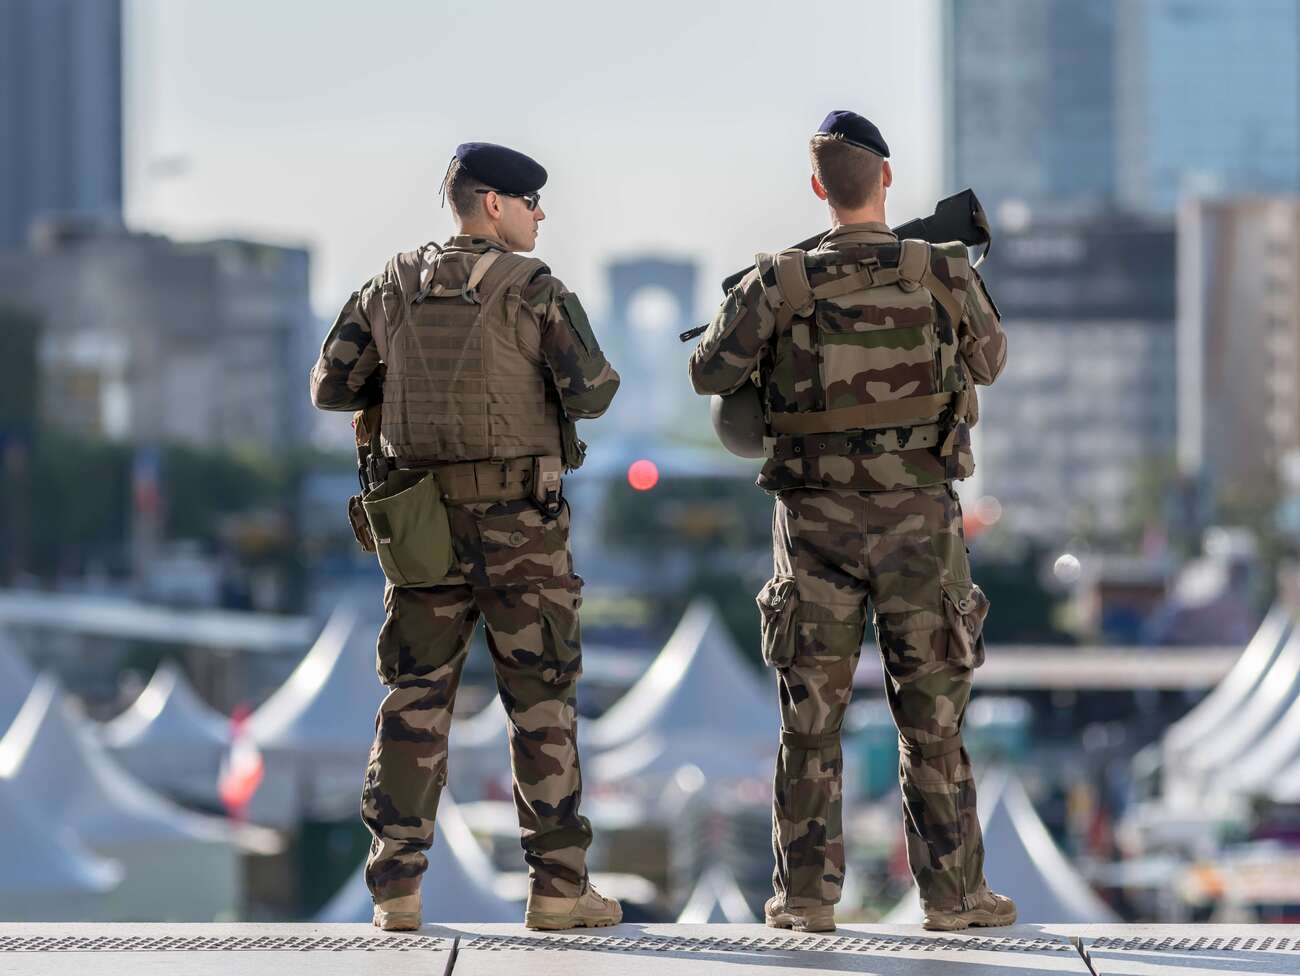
[{"x1": 3, "y1": 923, "x2": 1300, "y2": 974}]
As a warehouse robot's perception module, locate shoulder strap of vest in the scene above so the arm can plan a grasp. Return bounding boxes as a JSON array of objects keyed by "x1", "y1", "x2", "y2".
[
  {"x1": 914, "y1": 241, "x2": 965, "y2": 328},
  {"x1": 473, "y1": 252, "x2": 548, "y2": 311},
  {"x1": 755, "y1": 249, "x2": 815, "y2": 322}
]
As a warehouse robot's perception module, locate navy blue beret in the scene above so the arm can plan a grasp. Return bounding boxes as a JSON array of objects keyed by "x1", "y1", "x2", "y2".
[
  {"x1": 454, "y1": 142, "x2": 547, "y2": 194},
  {"x1": 816, "y1": 110, "x2": 890, "y2": 158}
]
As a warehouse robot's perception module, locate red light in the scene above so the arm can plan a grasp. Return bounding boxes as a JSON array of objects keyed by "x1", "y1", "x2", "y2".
[{"x1": 627, "y1": 459, "x2": 659, "y2": 491}]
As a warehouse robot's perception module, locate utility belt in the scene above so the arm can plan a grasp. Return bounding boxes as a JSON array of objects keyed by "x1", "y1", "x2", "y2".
[
  {"x1": 762, "y1": 389, "x2": 970, "y2": 462},
  {"x1": 351, "y1": 454, "x2": 564, "y2": 589}
]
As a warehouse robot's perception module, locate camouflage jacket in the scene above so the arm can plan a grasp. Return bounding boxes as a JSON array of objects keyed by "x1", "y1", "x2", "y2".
[
  {"x1": 688, "y1": 222, "x2": 1007, "y2": 492},
  {"x1": 310, "y1": 234, "x2": 620, "y2": 455}
]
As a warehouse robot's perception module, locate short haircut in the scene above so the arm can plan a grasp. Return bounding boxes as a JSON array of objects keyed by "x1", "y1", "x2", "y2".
[
  {"x1": 443, "y1": 158, "x2": 490, "y2": 219},
  {"x1": 809, "y1": 134, "x2": 883, "y2": 211}
]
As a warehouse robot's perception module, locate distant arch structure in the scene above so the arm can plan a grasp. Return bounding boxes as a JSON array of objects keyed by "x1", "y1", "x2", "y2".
[{"x1": 607, "y1": 256, "x2": 697, "y2": 330}]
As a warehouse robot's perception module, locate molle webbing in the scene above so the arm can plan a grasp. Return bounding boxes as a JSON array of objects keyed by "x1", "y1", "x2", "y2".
[
  {"x1": 393, "y1": 456, "x2": 536, "y2": 504},
  {"x1": 768, "y1": 393, "x2": 956, "y2": 435}
]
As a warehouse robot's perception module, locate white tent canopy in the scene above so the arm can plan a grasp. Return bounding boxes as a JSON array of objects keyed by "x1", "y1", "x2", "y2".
[
  {"x1": 1163, "y1": 606, "x2": 1290, "y2": 777},
  {"x1": 886, "y1": 768, "x2": 1118, "y2": 925},
  {"x1": 244, "y1": 604, "x2": 383, "y2": 825},
  {"x1": 586, "y1": 600, "x2": 774, "y2": 787},
  {"x1": 676, "y1": 864, "x2": 758, "y2": 923},
  {"x1": 0, "y1": 776, "x2": 122, "y2": 921},
  {"x1": 317, "y1": 791, "x2": 518, "y2": 923},
  {"x1": 101, "y1": 661, "x2": 230, "y2": 807},
  {"x1": 1171, "y1": 619, "x2": 1300, "y2": 797},
  {"x1": 0, "y1": 675, "x2": 245, "y2": 920},
  {"x1": 0, "y1": 630, "x2": 35, "y2": 734}
]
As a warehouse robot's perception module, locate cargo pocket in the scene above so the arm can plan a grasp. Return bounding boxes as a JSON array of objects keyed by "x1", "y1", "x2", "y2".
[
  {"x1": 757, "y1": 576, "x2": 798, "y2": 668},
  {"x1": 480, "y1": 506, "x2": 566, "y2": 584},
  {"x1": 539, "y1": 574, "x2": 583, "y2": 684},
  {"x1": 942, "y1": 579, "x2": 989, "y2": 668},
  {"x1": 796, "y1": 602, "x2": 865, "y2": 663},
  {"x1": 362, "y1": 470, "x2": 455, "y2": 587}
]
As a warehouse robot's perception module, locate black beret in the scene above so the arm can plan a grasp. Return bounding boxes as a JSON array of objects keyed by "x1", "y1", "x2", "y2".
[
  {"x1": 816, "y1": 110, "x2": 890, "y2": 158},
  {"x1": 454, "y1": 142, "x2": 547, "y2": 194}
]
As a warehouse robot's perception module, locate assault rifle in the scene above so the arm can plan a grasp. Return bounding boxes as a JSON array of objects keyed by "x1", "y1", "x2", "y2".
[{"x1": 679, "y1": 187, "x2": 991, "y2": 343}]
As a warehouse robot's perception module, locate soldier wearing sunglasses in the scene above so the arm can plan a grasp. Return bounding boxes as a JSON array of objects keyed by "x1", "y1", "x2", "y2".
[{"x1": 311, "y1": 141, "x2": 622, "y2": 932}]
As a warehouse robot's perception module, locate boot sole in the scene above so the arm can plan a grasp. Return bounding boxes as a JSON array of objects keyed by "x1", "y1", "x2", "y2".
[
  {"x1": 765, "y1": 913, "x2": 836, "y2": 933},
  {"x1": 922, "y1": 908, "x2": 1018, "y2": 932},
  {"x1": 524, "y1": 912, "x2": 622, "y2": 931},
  {"x1": 372, "y1": 909, "x2": 421, "y2": 932}
]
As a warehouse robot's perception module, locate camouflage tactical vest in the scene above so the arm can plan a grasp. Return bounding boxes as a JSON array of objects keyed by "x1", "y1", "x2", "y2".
[
  {"x1": 756, "y1": 239, "x2": 977, "y2": 493},
  {"x1": 376, "y1": 247, "x2": 563, "y2": 463}
]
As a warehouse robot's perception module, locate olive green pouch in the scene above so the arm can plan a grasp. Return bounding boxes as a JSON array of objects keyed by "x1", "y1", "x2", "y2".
[{"x1": 361, "y1": 470, "x2": 454, "y2": 587}]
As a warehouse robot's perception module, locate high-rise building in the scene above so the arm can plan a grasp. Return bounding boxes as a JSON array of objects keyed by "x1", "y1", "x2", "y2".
[
  {"x1": 976, "y1": 216, "x2": 1177, "y2": 542},
  {"x1": 944, "y1": 0, "x2": 1300, "y2": 218},
  {"x1": 1116, "y1": 0, "x2": 1300, "y2": 213},
  {"x1": 0, "y1": 0, "x2": 123, "y2": 248},
  {"x1": 0, "y1": 218, "x2": 315, "y2": 450},
  {"x1": 1177, "y1": 197, "x2": 1300, "y2": 511},
  {"x1": 942, "y1": 0, "x2": 1118, "y2": 216}
]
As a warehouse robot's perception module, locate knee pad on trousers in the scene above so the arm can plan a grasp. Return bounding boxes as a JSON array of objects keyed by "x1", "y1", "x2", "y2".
[
  {"x1": 780, "y1": 727, "x2": 842, "y2": 750},
  {"x1": 898, "y1": 732, "x2": 965, "y2": 761}
]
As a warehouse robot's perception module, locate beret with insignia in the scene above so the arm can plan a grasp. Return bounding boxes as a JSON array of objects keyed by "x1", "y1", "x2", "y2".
[
  {"x1": 454, "y1": 142, "x2": 548, "y2": 194},
  {"x1": 816, "y1": 110, "x2": 890, "y2": 158}
]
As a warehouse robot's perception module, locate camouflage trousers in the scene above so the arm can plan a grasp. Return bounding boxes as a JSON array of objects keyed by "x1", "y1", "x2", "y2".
[
  {"x1": 757, "y1": 483, "x2": 991, "y2": 912},
  {"x1": 362, "y1": 496, "x2": 592, "y2": 903}
]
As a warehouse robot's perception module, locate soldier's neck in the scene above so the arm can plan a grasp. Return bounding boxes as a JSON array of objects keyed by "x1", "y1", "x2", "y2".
[
  {"x1": 454, "y1": 219, "x2": 510, "y2": 247},
  {"x1": 829, "y1": 200, "x2": 887, "y2": 228}
]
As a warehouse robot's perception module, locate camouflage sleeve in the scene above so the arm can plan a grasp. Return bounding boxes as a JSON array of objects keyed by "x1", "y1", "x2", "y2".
[
  {"x1": 309, "y1": 272, "x2": 387, "y2": 411},
  {"x1": 529, "y1": 275, "x2": 621, "y2": 419},
  {"x1": 687, "y1": 268, "x2": 776, "y2": 396},
  {"x1": 957, "y1": 270, "x2": 1008, "y2": 386}
]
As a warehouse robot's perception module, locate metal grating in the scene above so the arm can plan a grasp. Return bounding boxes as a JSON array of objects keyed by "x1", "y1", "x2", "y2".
[
  {"x1": 462, "y1": 932, "x2": 1073, "y2": 954},
  {"x1": 0, "y1": 934, "x2": 448, "y2": 953},
  {"x1": 1089, "y1": 935, "x2": 1300, "y2": 953},
  {"x1": 3, "y1": 930, "x2": 1299, "y2": 955}
]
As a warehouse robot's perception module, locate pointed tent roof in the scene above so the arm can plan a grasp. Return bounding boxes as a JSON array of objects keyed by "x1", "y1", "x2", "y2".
[
  {"x1": 100, "y1": 662, "x2": 231, "y2": 806},
  {"x1": 587, "y1": 600, "x2": 772, "y2": 751},
  {"x1": 1164, "y1": 605, "x2": 1290, "y2": 766},
  {"x1": 885, "y1": 769, "x2": 1118, "y2": 925},
  {"x1": 676, "y1": 864, "x2": 758, "y2": 923},
  {"x1": 246, "y1": 604, "x2": 378, "y2": 758},
  {"x1": 0, "y1": 775, "x2": 121, "y2": 899},
  {"x1": 1175, "y1": 620, "x2": 1300, "y2": 787},
  {"x1": 0, "y1": 674, "x2": 234, "y2": 846},
  {"x1": 102, "y1": 661, "x2": 229, "y2": 752},
  {"x1": 0, "y1": 631, "x2": 35, "y2": 734},
  {"x1": 317, "y1": 791, "x2": 518, "y2": 923}
]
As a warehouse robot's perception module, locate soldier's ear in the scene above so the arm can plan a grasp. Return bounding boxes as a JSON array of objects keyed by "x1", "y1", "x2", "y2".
[
  {"x1": 811, "y1": 173, "x2": 829, "y2": 201},
  {"x1": 882, "y1": 160, "x2": 893, "y2": 191}
]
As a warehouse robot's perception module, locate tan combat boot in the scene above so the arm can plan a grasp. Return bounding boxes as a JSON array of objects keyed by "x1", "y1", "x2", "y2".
[
  {"x1": 764, "y1": 896, "x2": 836, "y2": 933},
  {"x1": 372, "y1": 892, "x2": 421, "y2": 931},
  {"x1": 922, "y1": 885, "x2": 1017, "y2": 932},
  {"x1": 525, "y1": 881, "x2": 622, "y2": 931}
]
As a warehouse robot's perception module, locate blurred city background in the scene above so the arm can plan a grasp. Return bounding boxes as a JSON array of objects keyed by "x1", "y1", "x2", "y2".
[{"x1": 2, "y1": 0, "x2": 1300, "y2": 927}]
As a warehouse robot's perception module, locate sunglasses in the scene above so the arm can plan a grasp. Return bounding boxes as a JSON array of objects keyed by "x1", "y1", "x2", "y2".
[{"x1": 474, "y1": 188, "x2": 541, "y2": 212}]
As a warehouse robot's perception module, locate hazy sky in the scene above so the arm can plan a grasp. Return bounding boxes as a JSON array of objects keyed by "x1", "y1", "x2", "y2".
[{"x1": 123, "y1": 0, "x2": 943, "y2": 320}]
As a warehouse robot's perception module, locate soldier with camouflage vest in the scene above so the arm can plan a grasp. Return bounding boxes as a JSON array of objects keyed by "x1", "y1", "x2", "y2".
[
  {"x1": 688, "y1": 111, "x2": 1014, "y2": 933},
  {"x1": 310, "y1": 142, "x2": 622, "y2": 932}
]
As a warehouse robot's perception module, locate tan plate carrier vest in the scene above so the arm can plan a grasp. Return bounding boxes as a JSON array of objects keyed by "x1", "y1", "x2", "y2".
[
  {"x1": 375, "y1": 247, "x2": 564, "y2": 465},
  {"x1": 756, "y1": 238, "x2": 975, "y2": 488}
]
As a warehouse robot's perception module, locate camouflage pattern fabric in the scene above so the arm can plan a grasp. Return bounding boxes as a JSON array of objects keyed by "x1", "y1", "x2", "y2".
[
  {"x1": 757, "y1": 484, "x2": 991, "y2": 912},
  {"x1": 363, "y1": 497, "x2": 592, "y2": 902},
  {"x1": 688, "y1": 223, "x2": 1007, "y2": 493},
  {"x1": 310, "y1": 234, "x2": 620, "y2": 458}
]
